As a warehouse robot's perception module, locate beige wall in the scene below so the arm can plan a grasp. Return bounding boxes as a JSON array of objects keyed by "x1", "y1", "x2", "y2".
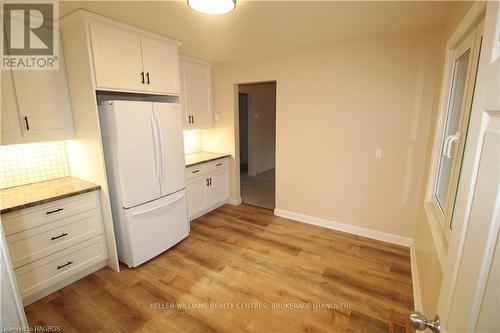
[
  {"x1": 203, "y1": 28, "x2": 443, "y2": 238},
  {"x1": 239, "y1": 82, "x2": 276, "y2": 175},
  {"x1": 413, "y1": 1, "x2": 475, "y2": 314}
]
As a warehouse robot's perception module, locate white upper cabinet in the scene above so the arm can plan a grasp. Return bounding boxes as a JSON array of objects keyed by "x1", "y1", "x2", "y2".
[
  {"x1": 1, "y1": 71, "x2": 23, "y2": 144},
  {"x1": 1, "y1": 45, "x2": 74, "y2": 145},
  {"x1": 141, "y1": 38, "x2": 180, "y2": 95},
  {"x1": 89, "y1": 21, "x2": 180, "y2": 95},
  {"x1": 90, "y1": 23, "x2": 144, "y2": 92},
  {"x1": 180, "y1": 57, "x2": 213, "y2": 129}
]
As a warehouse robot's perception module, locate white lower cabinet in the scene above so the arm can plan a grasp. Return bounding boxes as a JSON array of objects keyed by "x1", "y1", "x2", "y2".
[
  {"x1": 1, "y1": 191, "x2": 108, "y2": 305},
  {"x1": 186, "y1": 158, "x2": 229, "y2": 220}
]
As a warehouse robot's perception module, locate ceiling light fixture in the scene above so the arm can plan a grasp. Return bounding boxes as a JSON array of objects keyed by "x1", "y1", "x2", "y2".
[{"x1": 187, "y1": 0, "x2": 236, "y2": 15}]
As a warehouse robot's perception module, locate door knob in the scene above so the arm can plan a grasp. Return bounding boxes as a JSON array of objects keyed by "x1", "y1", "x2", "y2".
[{"x1": 409, "y1": 311, "x2": 440, "y2": 333}]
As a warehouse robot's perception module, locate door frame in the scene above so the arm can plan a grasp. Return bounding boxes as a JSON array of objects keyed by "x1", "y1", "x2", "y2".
[
  {"x1": 423, "y1": 2, "x2": 487, "y2": 273},
  {"x1": 233, "y1": 81, "x2": 277, "y2": 204},
  {"x1": 437, "y1": 1, "x2": 499, "y2": 329},
  {"x1": 238, "y1": 92, "x2": 252, "y2": 176}
]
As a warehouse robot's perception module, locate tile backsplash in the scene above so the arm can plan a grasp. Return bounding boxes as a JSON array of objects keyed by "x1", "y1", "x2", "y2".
[
  {"x1": 183, "y1": 129, "x2": 202, "y2": 154},
  {"x1": 0, "y1": 141, "x2": 70, "y2": 189}
]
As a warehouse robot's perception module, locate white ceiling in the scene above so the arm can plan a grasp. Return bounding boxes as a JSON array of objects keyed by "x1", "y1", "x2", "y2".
[{"x1": 60, "y1": 1, "x2": 458, "y2": 64}]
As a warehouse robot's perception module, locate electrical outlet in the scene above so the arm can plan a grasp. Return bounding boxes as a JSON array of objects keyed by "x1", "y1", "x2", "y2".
[{"x1": 374, "y1": 149, "x2": 383, "y2": 159}]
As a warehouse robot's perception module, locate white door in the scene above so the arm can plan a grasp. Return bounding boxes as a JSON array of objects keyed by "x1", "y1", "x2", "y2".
[
  {"x1": 180, "y1": 59, "x2": 213, "y2": 129},
  {"x1": 154, "y1": 103, "x2": 186, "y2": 196},
  {"x1": 124, "y1": 190, "x2": 189, "y2": 267},
  {"x1": 111, "y1": 101, "x2": 160, "y2": 208},
  {"x1": 207, "y1": 171, "x2": 229, "y2": 207},
  {"x1": 0, "y1": 224, "x2": 28, "y2": 330},
  {"x1": 90, "y1": 23, "x2": 144, "y2": 92},
  {"x1": 12, "y1": 43, "x2": 74, "y2": 142},
  {"x1": 415, "y1": 3, "x2": 500, "y2": 332},
  {"x1": 186, "y1": 178, "x2": 208, "y2": 219},
  {"x1": 141, "y1": 38, "x2": 180, "y2": 95}
]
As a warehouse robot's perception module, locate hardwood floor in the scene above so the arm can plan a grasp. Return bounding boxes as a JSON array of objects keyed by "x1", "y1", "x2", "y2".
[{"x1": 25, "y1": 204, "x2": 414, "y2": 333}]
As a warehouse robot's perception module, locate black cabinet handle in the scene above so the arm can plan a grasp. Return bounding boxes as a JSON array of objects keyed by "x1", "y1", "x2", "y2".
[
  {"x1": 209, "y1": 178, "x2": 212, "y2": 186},
  {"x1": 51, "y1": 233, "x2": 68, "y2": 241},
  {"x1": 191, "y1": 115, "x2": 194, "y2": 123},
  {"x1": 216, "y1": 163, "x2": 222, "y2": 167},
  {"x1": 46, "y1": 208, "x2": 63, "y2": 215},
  {"x1": 24, "y1": 116, "x2": 30, "y2": 131},
  {"x1": 146, "y1": 72, "x2": 150, "y2": 84},
  {"x1": 206, "y1": 179, "x2": 210, "y2": 187},
  {"x1": 192, "y1": 169, "x2": 200, "y2": 174},
  {"x1": 140, "y1": 71, "x2": 145, "y2": 84},
  {"x1": 57, "y1": 261, "x2": 73, "y2": 270}
]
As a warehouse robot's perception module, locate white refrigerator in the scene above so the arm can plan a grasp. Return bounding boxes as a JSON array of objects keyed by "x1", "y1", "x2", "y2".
[{"x1": 99, "y1": 100, "x2": 189, "y2": 268}]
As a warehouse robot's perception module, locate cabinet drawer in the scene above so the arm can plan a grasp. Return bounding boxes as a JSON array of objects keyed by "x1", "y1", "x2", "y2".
[
  {"x1": 205, "y1": 157, "x2": 228, "y2": 174},
  {"x1": 7, "y1": 208, "x2": 104, "y2": 268},
  {"x1": 2, "y1": 191, "x2": 100, "y2": 236},
  {"x1": 186, "y1": 164, "x2": 206, "y2": 180},
  {"x1": 14, "y1": 236, "x2": 107, "y2": 299}
]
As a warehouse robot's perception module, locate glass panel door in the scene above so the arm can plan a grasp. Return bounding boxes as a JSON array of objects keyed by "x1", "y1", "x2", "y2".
[{"x1": 435, "y1": 49, "x2": 471, "y2": 214}]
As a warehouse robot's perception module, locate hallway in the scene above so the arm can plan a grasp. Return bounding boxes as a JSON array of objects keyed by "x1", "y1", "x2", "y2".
[{"x1": 241, "y1": 168, "x2": 275, "y2": 209}]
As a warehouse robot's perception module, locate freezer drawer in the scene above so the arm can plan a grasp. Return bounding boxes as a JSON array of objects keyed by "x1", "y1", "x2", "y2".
[{"x1": 122, "y1": 189, "x2": 189, "y2": 267}]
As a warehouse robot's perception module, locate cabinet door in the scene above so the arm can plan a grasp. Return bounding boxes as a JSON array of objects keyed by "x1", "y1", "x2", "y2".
[
  {"x1": 141, "y1": 38, "x2": 180, "y2": 95},
  {"x1": 90, "y1": 23, "x2": 144, "y2": 92},
  {"x1": 186, "y1": 178, "x2": 208, "y2": 219},
  {"x1": 207, "y1": 171, "x2": 229, "y2": 207},
  {"x1": 1, "y1": 70, "x2": 24, "y2": 144},
  {"x1": 12, "y1": 44, "x2": 74, "y2": 142},
  {"x1": 180, "y1": 59, "x2": 213, "y2": 129}
]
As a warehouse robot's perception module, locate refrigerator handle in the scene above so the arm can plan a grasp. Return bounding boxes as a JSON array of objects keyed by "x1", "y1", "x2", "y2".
[
  {"x1": 150, "y1": 113, "x2": 160, "y2": 184},
  {"x1": 154, "y1": 112, "x2": 166, "y2": 183}
]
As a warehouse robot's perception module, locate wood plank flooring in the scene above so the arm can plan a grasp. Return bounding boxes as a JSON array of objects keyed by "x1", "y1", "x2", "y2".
[{"x1": 25, "y1": 204, "x2": 414, "y2": 333}]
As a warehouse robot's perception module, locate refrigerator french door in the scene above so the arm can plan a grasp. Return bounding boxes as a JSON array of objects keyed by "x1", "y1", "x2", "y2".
[{"x1": 99, "y1": 100, "x2": 189, "y2": 268}]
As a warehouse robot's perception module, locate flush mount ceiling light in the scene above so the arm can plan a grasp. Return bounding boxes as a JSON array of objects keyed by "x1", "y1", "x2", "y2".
[{"x1": 187, "y1": 0, "x2": 236, "y2": 14}]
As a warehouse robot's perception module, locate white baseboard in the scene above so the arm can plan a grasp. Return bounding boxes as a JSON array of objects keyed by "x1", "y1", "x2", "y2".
[
  {"x1": 227, "y1": 198, "x2": 242, "y2": 205},
  {"x1": 410, "y1": 244, "x2": 422, "y2": 311},
  {"x1": 273, "y1": 208, "x2": 413, "y2": 247}
]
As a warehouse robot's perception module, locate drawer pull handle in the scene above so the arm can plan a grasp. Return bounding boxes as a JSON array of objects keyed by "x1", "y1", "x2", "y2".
[
  {"x1": 46, "y1": 208, "x2": 63, "y2": 215},
  {"x1": 51, "y1": 233, "x2": 68, "y2": 241},
  {"x1": 57, "y1": 261, "x2": 73, "y2": 270},
  {"x1": 216, "y1": 163, "x2": 223, "y2": 166},
  {"x1": 192, "y1": 170, "x2": 200, "y2": 174}
]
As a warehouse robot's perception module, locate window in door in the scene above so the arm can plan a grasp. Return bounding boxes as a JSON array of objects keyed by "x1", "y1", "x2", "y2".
[{"x1": 429, "y1": 21, "x2": 483, "y2": 239}]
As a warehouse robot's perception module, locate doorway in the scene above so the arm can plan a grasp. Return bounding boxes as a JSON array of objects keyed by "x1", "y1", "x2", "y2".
[{"x1": 238, "y1": 82, "x2": 276, "y2": 209}]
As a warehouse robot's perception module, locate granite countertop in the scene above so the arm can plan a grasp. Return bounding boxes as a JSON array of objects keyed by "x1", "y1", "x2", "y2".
[
  {"x1": 185, "y1": 151, "x2": 231, "y2": 167},
  {"x1": 0, "y1": 177, "x2": 101, "y2": 214}
]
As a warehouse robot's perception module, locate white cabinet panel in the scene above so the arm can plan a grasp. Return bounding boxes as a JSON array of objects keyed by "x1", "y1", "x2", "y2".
[
  {"x1": 1, "y1": 70, "x2": 23, "y2": 144},
  {"x1": 90, "y1": 23, "x2": 144, "y2": 92},
  {"x1": 186, "y1": 178, "x2": 208, "y2": 218},
  {"x1": 12, "y1": 47, "x2": 74, "y2": 141},
  {"x1": 14, "y1": 236, "x2": 107, "y2": 300},
  {"x1": 185, "y1": 157, "x2": 229, "y2": 219},
  {"x1": 1, "y1": 45, "x2": 74, "y2": 144},
  {"x1": 180, "y1": 58, "x2": 213, "y2": 129},
  {"x1": 207, "y1": 171, "x2": 229, "y2": 207},
  {"x1": 142, "y1": 38, "x2": 180, "y2": 95}
]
